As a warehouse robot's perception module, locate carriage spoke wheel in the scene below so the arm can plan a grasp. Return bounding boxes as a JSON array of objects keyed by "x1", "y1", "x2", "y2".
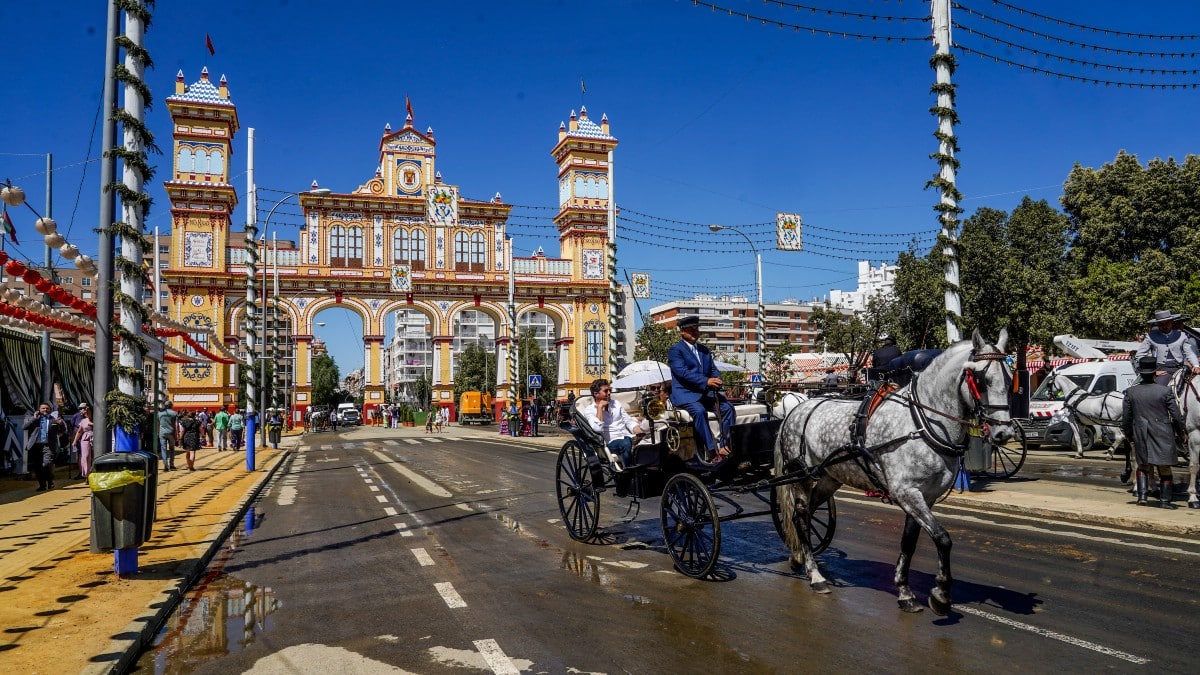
[
  {"x1": 770, "y1": 488, "x2": 837, "y2": 555},
  {"x1": 981, "y1": 426, "x2": 1027, "y2": 479},
  {"x1": 556, "y1": 441, "x2": 601, "y2": 542},
  {"x1": 660, "y1": 473, "x2": 721, "y2": 578}
]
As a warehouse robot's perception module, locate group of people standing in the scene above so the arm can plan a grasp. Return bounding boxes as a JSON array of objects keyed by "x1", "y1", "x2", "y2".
[{"x1": 153, "y1": 403, "x2": 246, "y2": 472}]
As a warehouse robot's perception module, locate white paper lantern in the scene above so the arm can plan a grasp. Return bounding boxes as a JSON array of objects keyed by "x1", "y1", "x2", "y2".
[
  {"x1": 0, "y1": 185, "x2": 26, "y2": 207},
  {"x1": 34, "y1": 217, "x2": 57, "y2": 235},
  {"x1": 43, "y1": 232, "x2": 65, "y2": 248},
  {"x1": 74, "y1": 254, "x2": 93, "y2": 270},
  {"x1": 60, "y1": 243, "x2": 79, "y2": 260}
]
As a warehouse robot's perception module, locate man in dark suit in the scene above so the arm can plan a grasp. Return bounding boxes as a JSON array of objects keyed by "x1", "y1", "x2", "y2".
[
  {"x1": 1122, "y1": 355, "x2": 1187, "y2": 509},
  {"x1": 669, "y1": 315, "x2": 735, "y2": 462},
  {"x1": 869, "y1": 334, "x2": 902, "y2": 384},
  {"x1": 24, "y1": 402, "x2": 66, "y2": 492}
]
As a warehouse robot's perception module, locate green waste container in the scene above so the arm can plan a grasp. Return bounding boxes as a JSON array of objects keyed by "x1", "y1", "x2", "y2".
[{"x1": 89, "y1": 450, "x2": 157, "y2": 551}]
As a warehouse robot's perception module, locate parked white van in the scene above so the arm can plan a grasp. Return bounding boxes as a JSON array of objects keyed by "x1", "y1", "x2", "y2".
[{"x1": 1022, "y1": 360, "x2": 1136, "y2": 451}]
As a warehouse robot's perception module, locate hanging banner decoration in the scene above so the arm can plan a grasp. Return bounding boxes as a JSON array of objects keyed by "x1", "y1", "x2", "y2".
[
  {"x1": 391, "y1": 264, "x2": 412, "y2": 292},
  {"x1": 776, "y1": 213, "x2": 803, "y2": 251},
  {"x1": 630, "y1": 272, "x2": 651, "y2": 298}
]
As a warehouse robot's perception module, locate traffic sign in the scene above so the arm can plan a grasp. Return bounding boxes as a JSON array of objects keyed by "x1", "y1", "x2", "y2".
[
  {"x1": 749, "y1": 373, "x2": 763, "y2": 385},
  {"x1": 528, "y1": 374, "x2": 542, "y2": 389}
]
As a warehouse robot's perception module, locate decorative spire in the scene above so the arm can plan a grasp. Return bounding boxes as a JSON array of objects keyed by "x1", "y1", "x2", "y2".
[
  {"x1": 493, "y1": 192, "x2": 502, "y2": 203},
  {"x1": 434, "y1": 171, "x2": 443, "y2": 184},
  {"x1": 200, "y1": 66, "x2": 210, "y2": 81},
  {"x1": 579, "y1": 105, "x2": 588, "y2": 119},
  {"x1": 311, "y1": 179, "x2": 320, "y2": 191},
  {"x1": 175, "y1": 69, "x2": 185, "y2": 94},
  {"x1": 426, "y1": 126, "x2": 434, "y2": 139},
  {"x1": 384, "y1": 122, "x2": 392, "y2": 133}
]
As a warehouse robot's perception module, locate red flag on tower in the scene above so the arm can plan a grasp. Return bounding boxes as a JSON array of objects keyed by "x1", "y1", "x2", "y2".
[
  {"x1": 206, "y1": 33, "x2": 215, "y2": 56},
  {"x1": 405, "y1": 95, "x2": 413, "y2": 121}
]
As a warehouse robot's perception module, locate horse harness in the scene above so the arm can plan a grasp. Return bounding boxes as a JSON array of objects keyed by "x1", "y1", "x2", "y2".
[{"x1": 783, "y1": 349, "x2": 1012, "y2": 499}]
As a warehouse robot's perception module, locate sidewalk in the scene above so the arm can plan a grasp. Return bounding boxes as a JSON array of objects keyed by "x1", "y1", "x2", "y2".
[
  {"x1": 0, "y1": 437, "x2": 295, "y2": 674},
  {"x1": 448, "y1": 422, "x2": 1200, "y2": 536}
]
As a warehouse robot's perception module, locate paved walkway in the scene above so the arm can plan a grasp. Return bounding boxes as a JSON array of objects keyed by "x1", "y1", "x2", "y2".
[
  {"x1": 1, "y1": 422, "x2": 1196, "y2": 672},
  {"x1": 0, "y1": 438, "x2": 293, "y2": 674}
]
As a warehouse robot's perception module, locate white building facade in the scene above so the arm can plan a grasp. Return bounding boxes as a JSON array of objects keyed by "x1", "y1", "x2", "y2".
[{"x1": 828, "y1": 261, "x2": 897, "y2": 312}]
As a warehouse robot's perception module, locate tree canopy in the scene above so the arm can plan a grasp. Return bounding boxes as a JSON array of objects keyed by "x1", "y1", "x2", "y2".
[{"x1": 310, "y1": 355, "x2": 340, "y2": 407}]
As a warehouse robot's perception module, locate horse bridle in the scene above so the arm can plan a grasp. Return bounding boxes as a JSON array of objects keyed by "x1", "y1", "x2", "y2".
[
  {"x1": 904, "y1": 348, "x2": 1011, "y2": 456},
  {"x1": 961, "y1": 350, "x2": 1013, "y2": 428}
]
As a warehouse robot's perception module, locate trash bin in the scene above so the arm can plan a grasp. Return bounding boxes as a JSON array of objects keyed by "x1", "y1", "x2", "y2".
[
  {"x1": 89, "y1": 450, "x2": 155, "y2": 551},
  {"x1": 964, "y1": 434, "x2": 990, "y2": 473}
]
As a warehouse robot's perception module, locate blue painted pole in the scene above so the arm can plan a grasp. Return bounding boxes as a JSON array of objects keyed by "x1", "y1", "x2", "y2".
[{"x1": 246, "y1": 411, "x2": 257, "y2": 471}]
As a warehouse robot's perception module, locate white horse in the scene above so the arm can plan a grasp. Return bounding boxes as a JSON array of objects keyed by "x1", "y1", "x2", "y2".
[
  {"x1": 1171, "y1": 371, "x2": 1200, "y2": 509},
  {"x1": 771, "y1": 391, "x2": 807, "y2": 419},
  {"x1": 775, "y1": 330, "x2": 1015, "y2": 615},
  {"x1": 1045, "y1": 372, "x2": 1125, "y2": 460}
]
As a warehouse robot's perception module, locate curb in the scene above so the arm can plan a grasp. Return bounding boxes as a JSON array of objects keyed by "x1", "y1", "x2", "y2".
[
  {"x1": 82, "y1": 443, "x2": 295, "y2": 675},
  {"x1": 941, "y1": 493, "x2": 1200, "y2": 536}
]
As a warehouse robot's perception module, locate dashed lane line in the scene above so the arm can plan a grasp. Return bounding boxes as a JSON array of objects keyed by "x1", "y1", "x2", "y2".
[
  {"x1": 435, "y1": 582, "x2": 467, "y2": 608},
  {"x1": 369, "y1": 485, "x2": 380, "y2": 492},
  {"x1": 956, "y1": 605, "x2": 1149, "y2": 664},
  {"x1": 383, "y1": 507, "x2": 397, "y2": 516},
  {"x1": 404, "y1": 439, "x2": 422, "y2": 445},
  {"x1": 375, "y1": 495, "x2": 388, "y2": 503},
  {"x1": 474, "y1": 639, "x2": 520, "y2": 675},
  {"x1": 394, "y1": 523, "x2": 413, "y2": 537},
  {"x1": 412, "y1": 548, "x2": 435, "y2": 566}
]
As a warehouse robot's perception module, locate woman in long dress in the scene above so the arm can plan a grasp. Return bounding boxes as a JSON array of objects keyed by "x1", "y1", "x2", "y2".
[
  {"x1": 72, "y1": 404, "x2": 95, "y2": 479},
  {"x1": 178, "y1": 410, "x2": 203, "y2": 471}
]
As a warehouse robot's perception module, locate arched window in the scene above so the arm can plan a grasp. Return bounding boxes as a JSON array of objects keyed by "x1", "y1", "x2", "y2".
[
  {"x1": 177, "y1": 148, "x2": 194, "y2": 174},
  {"x1": 574, "y1": 176, "x2": 585, "y2": 199},
  {"x1": 329, "y1": 225, "x2": 348, "y2": 265},
  {"x1": 393, "y1": 228, "x2": 408, "y2": 263},
  {"x1": 210, "y1": 150, "x2": 225, "y2": 176},
  {"x1": 454, "y1": 231, "x2": 470, "y2": 270},
  {"x1": 409, "y1": 228, "x2": 426, "y2": 270},
  {"x1": 470, "y1": 232, "x2": 486, "y2": 267},
  {"x1": 195, "y1": 150, "x2": 210, "y2": 174},
  {"x1": 598, "y1": 177, "x2": 609, "y2": 200},
  {"x1": 346, "y1": 226, "x2": 364, "y2": 267}
]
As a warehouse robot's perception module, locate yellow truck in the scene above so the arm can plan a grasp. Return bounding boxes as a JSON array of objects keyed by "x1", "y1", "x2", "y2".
[{"x1": 458, "y1": 391, "x2": 493, "y2": 425}]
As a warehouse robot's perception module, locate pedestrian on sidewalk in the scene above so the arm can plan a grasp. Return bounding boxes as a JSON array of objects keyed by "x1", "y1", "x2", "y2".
[
  {"x1": 267, "y1": 409, "x2": 283, "y2": 449},
  {"x1": 72, "y1": 404, "x2": 94, "y2": 480},
  {"x1": 24, "y1": 403, "x2": 66, "y2": 491},
  {"x1": 178, "y1": 410, "x2": 202, "y2": 471},
  {"x1": 229, "y1": 408, "x2": 245, "y2": 450},
  {"x1": 157, "y1": 402, "x2": 180, "y2": 471},
  {"x1": 197, "y1": 408, "x2": 210, "y2": 447},
  {"x1": 214, "y1": 406, "x2": 230, "y2": 450},
  {"x1": 1122, "y1": 355, "x2": 1187, "y2": 509}
]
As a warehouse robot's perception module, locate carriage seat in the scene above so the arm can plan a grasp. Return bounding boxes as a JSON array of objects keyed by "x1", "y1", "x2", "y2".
[{"x1": 666, "y1": 402, "x2": 767, "y2": 427}]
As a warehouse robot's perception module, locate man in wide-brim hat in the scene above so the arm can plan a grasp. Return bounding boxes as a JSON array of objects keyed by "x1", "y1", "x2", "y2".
[
  {"x1": 1123, "y1": 355, "x2": 1187, "y2": 509},
  {"x1": 1133, "y1": 309, "x2": 1200, "y2": 387}
]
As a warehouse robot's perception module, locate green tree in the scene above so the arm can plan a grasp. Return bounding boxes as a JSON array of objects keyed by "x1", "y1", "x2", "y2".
[
  {"x1": 413, "y1": 373, "x2": 432, "y2": 409},
  {"x1": 453, "y1": 343, "x2": 496, "y2": 401},
  {"x1": 1062, "y1": 151, "x2": 1200, "y2": 337},
  {"x1": 1003, "y1": 197, "x2": 1070, "y2": 356},
  {"x1": 634, "y1": 316, "x2": 678, "y2": 363},
  {"x1": 762, "y1": 341, "x2": 799, "y2": 388},
  {"x1": 310, "y1": 355, "x2": 340, "y2": 407},
  {"x1": 237, "y1": 360, "x2": 276, "y2": 409},
  {"x1": 891, "y1": 246, "x2": 948, "y2": 349},
  {"x1": 958, "y1": 207, "x2": 1010, "y2": 340},
  {"x1": 515, "y1": 329, "x2": 557, "y2": 404},
  {"x1": 809, "y1": 305, "x2": 873, "y2": 378}
]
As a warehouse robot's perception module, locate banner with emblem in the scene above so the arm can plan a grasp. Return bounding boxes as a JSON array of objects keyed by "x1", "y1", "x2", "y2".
[
  {"x1": 426, "y1": 185, "x2": 458, "y2": 228},
  {"x1": 630, "y1": 272, "x2": 651, "y2": 299},
  {"x1": 776, "y1": 212, "x2": 802, "y2": 251},
  {"x1": 390, "y1": 264, "x2": 412, "y2": 292}
]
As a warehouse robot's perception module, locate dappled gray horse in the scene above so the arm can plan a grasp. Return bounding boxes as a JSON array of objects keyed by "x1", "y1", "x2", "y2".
[
  {"x1": 1170, "y1": 370, "x2": 1200, "y2": 509},
  {"x1": 774, "y1": 330, "x2": 1015, "y2": 615},
  {"x1": 1047, "y1": 372, "x2": 1125, "y2": 460}
]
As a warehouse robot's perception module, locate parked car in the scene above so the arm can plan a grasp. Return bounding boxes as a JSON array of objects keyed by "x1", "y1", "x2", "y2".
[{"x1": 337, "y1": 403, "x2": 362, "y2": 426}]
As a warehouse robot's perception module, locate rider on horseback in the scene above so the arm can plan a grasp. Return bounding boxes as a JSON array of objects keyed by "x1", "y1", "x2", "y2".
[{"x1": 1134, "y1": 310, "x2": 1200, "y2": 387}]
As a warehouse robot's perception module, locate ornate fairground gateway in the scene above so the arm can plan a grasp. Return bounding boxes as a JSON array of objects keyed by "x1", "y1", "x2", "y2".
[{"x1": 160, "y1": 68, "x2": 619, "y2": 421}]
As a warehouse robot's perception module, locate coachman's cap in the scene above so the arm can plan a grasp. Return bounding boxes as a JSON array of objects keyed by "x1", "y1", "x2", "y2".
[
  {"x1": 1147, "y1": 309, "x2": 1177, "y2": 325},
  {"x1": 1137, "y1": 355, "x2": 1158, "y2": 374},
  {"x1": 678, "y1": 315, "x2": 700, "y2": 330}
]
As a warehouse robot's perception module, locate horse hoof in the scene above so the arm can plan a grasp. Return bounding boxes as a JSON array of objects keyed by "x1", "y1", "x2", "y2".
[
  {"x1": 898, "y1": 598, "x2": 924, "y2": 613},
  {"x1": 811, "y1": 581, "x2": 832, "y2": 595},
  {"x1": 929, "y1": 594, "x2": 952, "y2": 616}
]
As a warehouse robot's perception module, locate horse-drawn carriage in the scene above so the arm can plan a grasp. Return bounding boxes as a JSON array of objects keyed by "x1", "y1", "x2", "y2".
[
  {"x1": 555, "y1": 331, "x2": 1018, "y2": 615},
  {"x1": 554, "y1": 388, "x2": 836, "y2": 579}
]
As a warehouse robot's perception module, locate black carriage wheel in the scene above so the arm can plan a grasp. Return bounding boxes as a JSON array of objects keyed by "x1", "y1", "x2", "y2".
[
  {"x1": 981, "y1": 425, "x2": 1027, "y2": 479},
  {"x1": 556, "y1": 441, "x2": 601, "y2": 542},
  {"x1": 660, "y1": 473, "x2": 721, "y2": 578},
  {"x1": 770, "y1": 488, "x2": 837, "y2": 555}
]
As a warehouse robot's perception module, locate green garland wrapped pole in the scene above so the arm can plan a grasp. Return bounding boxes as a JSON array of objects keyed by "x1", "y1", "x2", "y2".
[{"x1": 930, "y1": 0, "x2": 963, "y2": 343}]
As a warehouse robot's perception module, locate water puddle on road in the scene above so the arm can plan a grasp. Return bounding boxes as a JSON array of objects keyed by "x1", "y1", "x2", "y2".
[{"x1": 131, "y1": 506, "x2": 282, "y2": 673}]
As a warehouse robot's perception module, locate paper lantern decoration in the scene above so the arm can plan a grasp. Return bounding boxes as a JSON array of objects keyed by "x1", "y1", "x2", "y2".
[
  {"x1": 5, "y1": 259, "x2": 25, "y2": 276},
  {"x1": 43, "y1": 232, "x2": 65, "y2": 248},
  {"x1": 22, "y1": 269, "x2": 40, "y2": 284},
  {"x1": 59, "y1": 243, "x2": 79, "y2": 260},
  {"x1": 0, "y1": 185, "x2": 25, "y2": 207},
  {"x1": 0, "y1": 250, "x2": 8, "y2": 265},
  {"x1": 34, "y1": 217, "x2": 57, "y2": 235},
  {"x1": 34, "y1": 278, "x2": 53, "y2": 293}
]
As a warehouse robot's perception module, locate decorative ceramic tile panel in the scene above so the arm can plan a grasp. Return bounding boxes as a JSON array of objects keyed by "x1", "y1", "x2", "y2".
[{"x1": 184, "y1": 232, "x2": 213, "y2": 267}]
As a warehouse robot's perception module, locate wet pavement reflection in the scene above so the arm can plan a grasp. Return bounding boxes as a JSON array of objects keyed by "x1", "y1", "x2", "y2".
[{"x1": 132, "y1": 505, "x2": 281, "y2": 673}]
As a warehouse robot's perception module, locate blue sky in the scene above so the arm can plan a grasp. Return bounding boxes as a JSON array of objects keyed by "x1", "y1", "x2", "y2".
[{"x1": 6, "y1": 1, "x2": 1200, "y2": 373}]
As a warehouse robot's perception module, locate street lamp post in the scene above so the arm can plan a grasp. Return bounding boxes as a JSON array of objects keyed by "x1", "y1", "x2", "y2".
[
  {"x1": 254, "y1": 188, "x2": 330, "y2": 465},
  {"x1": 709, "y1": 224, "x2": 764, "y2": 373}
]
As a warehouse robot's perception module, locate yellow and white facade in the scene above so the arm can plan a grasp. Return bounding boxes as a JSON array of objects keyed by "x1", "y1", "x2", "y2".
[{"x1": 160, "y1": 68, "x2": 619, "y2": 418}]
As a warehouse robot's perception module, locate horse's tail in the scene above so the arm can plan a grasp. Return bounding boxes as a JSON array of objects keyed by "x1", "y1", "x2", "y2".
[{"x1": 774, "y1": 409, "x2": 805, "y2": 560}]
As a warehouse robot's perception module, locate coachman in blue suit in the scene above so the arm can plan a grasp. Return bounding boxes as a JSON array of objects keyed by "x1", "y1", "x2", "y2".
[{"x1": 668, "y1": 315, "x2": 735, "y2": 461}]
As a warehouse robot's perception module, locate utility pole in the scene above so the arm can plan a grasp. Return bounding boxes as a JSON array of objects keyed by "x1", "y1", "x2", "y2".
[
  {"x1": 40, "y1": 154, "x2": 53, "y2": 406},
  {"x1": 91, "y1": 0, "x2": 120, "y2": 457},
  {"x1": 931, "y1": 0, "x2": 962, "y2": 342}
]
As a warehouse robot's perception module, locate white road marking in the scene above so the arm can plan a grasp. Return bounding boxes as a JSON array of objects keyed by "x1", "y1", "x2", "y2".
[
  {"x1": 363, "y1": 479, "x2": 373, "y2": 484},
  {"x1": 411, "y1": 548, "x2": 435, "y2": 566},
  {"x1": 371, "y1": 450, "x2": 453, "y2": 497},
  {"x1": 376, "y1": 495, "x2": 388, "y2": 503},
  {"x1": 383, "y1": 507, "x2": 397, "y2": 516},
  {"x1": 369, "y1": 485, "x2": 380, "y2": 492},
  {"x1": 425, "y1": 437, "x2": 443, "y2": 443},
  {"x1": 394, "y1": 523, "x2": 413, "y2": 537},
  {"x1": 956, "y1": 605, "x2": 1149, "y2": 664},
  {"x1": 404, "y1": 439, "x2": 422, "y2": 445},
  {"x1": 456, "y1": 503, "x2": 474, "y2": 512},
  {"x1": 435, "y1": 582, "x2": 467, "y2": 608},
  {"x1": 276, "y1": 483, "x2": 297, "y2": 506},
  {"x1": 474, "y1": 639, "x2": 520, "y2": 675}
]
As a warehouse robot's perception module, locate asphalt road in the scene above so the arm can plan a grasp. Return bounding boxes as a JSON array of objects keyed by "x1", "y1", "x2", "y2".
[{"x1": 132, "y1": 428, "x2": 1200, "y2": 673}]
